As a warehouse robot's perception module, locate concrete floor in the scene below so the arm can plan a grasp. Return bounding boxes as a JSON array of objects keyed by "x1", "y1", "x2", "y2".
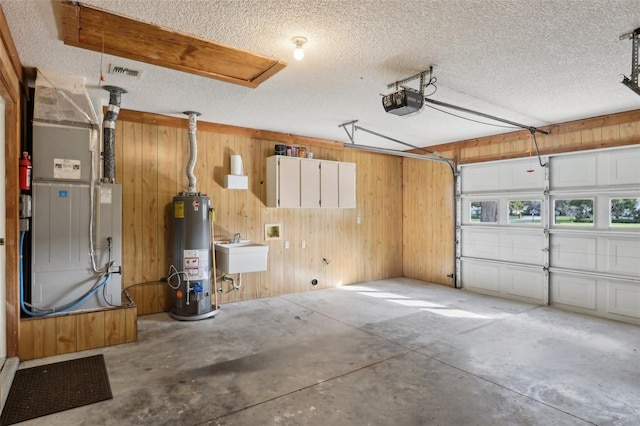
[{"x1": 14, "y1": 278, "x2": 640, "y2": 425}]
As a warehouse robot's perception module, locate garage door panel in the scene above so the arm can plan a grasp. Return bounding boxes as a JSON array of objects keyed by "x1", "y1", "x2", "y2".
[
  {"x1": 550, "y1": 235, "x2": 597, "y2": 270},
  {"x1": 501, "y1": 267, "x2": 545, "y2": 301},
  {"x1": 460, "y1": 146, "x2": 639, "y2": 324},
  {"x1": 500, "y1": 232, "x2": 544, "y2": 264},
  {"x1": 606, "y1": 150, "x2": 640, "y2": 186},
  {"x1": 461, "y1": 158, "x2": 542, "y2": 193},
  {"x1": 462, "y1": 260, "x2": 545, "y2": 303},
  {"x1": 603, "y1": 238, "x2": 640, "y2": 275},
  {"x1": 551, "y1": 154, "x2": 597, "y2": 188},
  {"x1": 461, "y1": 261, "x2": 500, "y2": 293},
  {"x1": 550, "y1": 274, "x2": 597, "y2": 310},
  {"x1": 461, "y1": 164, "x2": 500, "y2": 193},
  {"x1": 461, "y1": 229, "x2": 501, "y2": 259},
  {"x1": 607, "y1": 281, "x2": 640, "y2": 319},
  {"x1": 499, "y1": 162, "x2": 545, "y2": 191}
]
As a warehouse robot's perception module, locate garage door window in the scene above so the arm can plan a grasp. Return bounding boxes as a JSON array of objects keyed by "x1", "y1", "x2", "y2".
[
  {"x1": 470, "y1": 201, "x2": 498, "y2": 223},
  {"x1": 610, "y1": 197, "x2": 640, "y2": 227},
  {"x1": 508, "y1": 200, "x2": 542, "y2": 224},
  {"x1": 553, "y1": 199, "x2": 594, "y2": 226}
]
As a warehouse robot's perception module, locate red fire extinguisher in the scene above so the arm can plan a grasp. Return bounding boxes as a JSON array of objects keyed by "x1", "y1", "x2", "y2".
[{"x1": 19, "y1": 151, "x2": 31, "y2": 191}]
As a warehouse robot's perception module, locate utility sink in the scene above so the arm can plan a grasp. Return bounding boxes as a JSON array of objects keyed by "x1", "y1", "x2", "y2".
[{"x1": 214, "y1": 240, "x2": 269, "y2": 274}]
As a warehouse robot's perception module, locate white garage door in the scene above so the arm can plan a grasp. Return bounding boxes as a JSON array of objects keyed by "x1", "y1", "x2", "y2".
[{"x1": 458, "y1": 146, "x2": 640, "y2": 324}]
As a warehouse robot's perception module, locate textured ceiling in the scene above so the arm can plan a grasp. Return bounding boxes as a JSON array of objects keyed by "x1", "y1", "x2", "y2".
[{"x1": 3, "y1": 0, "x2": 640, "y2": 150}]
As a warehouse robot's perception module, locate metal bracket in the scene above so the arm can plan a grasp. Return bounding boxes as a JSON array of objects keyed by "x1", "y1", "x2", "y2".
[
  {"x1": 386, "y1": 66, "x2": 434, "y2": 96},
  {"x1": 620, "y1": 28, "x2": 640, "y2": 96},
  {"x1": 338, "y1": 120, "x2": 358, "y2": 143}
]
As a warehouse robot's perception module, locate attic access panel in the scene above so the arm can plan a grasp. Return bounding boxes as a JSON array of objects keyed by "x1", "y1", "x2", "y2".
[{"x1": 60, "y1": 1, "x2": 287, "y2": 88}]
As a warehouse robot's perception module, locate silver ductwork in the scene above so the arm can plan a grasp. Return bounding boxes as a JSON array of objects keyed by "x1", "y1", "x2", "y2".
[
  {"x1": 102, "y1": 86, "x2": 127, "y2": 183},
  {"x1": 184, "y1": 111, "x2": 201, "y2": 193}
]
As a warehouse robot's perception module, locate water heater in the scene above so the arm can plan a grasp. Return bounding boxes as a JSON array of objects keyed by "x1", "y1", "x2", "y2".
[{"x1": 169, "y1": 193, "x2": 216, "y2": 320}]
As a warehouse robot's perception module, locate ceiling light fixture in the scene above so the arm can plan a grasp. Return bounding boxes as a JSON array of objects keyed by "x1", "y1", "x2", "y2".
[{"x1": 291, "y1": 36, "x2": 307, "y2": 61}]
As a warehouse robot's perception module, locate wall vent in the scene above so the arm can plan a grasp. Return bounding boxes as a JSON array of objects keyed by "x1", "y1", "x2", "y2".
[{"x1": 108, "y1": 64, "x2": 142, "y2": 78}]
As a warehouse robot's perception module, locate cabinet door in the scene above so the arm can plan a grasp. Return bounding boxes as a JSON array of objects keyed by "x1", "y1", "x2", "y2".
[
  {"x1": 338, "y1": 162, "x2": 356, "y2": 208},
  {"x1": 320, "y1": 161, "x2": 339, "y2": 208},
  {"x1": 300, "y1": 159, "x2": 320, "y2": 208},
  {"x1": 278, "y1": 157, "x2": 300, "y2": 208}
]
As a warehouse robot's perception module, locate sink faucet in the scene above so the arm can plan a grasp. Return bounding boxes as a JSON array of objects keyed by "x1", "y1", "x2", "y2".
[{"x1": 232, "y1": 233, "x2": 241, "y2": 243}]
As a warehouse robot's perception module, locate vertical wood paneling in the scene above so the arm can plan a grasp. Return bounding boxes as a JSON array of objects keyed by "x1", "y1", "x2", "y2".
[
  {"x1": 157, "y1": 126, "x2": 177, "y2": 279},
  {"x1": 141, "y1": 124, "x2": 159, "y2": 314},
  {"x1": 77, "y1": 311, "x2": 105, "y2": 351},
  {"x1": 19, "y1": 306, "x2": 137, "y2": 360},
  {"x1": 55, "y1": 315, "x2": 77, "y2": 355},
  {"x1": 120, "y1": 121, "x2": 144, "y2": 286},
  {"x1": 105, "y1": 309, "x2": 126, "y2": 345},
  {"x1": 403, "y1": 157, "x2": 455, "y2": 286},
  {"x1": 114, "y1": 116, "x2": 411, "y2": 312},
  {"x1": 125, "y1": 306, "x2": 138, "y2": 342}
]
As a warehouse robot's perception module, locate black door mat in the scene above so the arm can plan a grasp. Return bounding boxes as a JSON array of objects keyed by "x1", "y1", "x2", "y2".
[{"x1": 1, "y1": 354, "x2": 112, "y2": 425}]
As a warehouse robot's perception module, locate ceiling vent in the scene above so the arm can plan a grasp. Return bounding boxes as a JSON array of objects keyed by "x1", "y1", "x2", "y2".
[{"x1": 108, "y1": 64, "x2": 142, "y2": 79}]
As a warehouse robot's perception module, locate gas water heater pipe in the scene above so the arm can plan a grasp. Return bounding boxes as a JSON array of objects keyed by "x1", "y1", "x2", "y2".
[
  {"x1": 184, "y1": 111, "x2": 202, "y2": 193},
  {"x1": 102, "y1": 86, "x2": 127, "y2": 183}
]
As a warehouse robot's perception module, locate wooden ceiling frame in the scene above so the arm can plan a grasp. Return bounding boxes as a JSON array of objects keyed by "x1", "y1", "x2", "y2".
[{"x1": 60, "y1": 1, "x2": 286, "y2": 88}]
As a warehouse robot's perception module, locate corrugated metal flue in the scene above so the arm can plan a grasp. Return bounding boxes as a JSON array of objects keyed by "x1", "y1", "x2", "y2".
[{"x1": 102, "y1": 86, "x2": 127, "y2": 183}]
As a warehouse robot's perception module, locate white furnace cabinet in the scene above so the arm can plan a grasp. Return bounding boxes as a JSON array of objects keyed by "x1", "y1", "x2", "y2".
[{"x1": 266, "y1": 156, "x2": 356, "y2": 208}]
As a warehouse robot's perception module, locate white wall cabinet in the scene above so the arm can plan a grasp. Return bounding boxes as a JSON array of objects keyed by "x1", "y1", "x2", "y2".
[
  {"x1": 267, "y1": 156, "x2": 356, "y2": 208},
  {"x1": 320, "y1": 161, "x2": 339, "y2": 208},
  {"x1": 338, "y1": 162, "x2": 356, "y2": 208}
]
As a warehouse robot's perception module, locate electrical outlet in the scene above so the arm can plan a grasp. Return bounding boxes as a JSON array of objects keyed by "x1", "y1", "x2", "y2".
[
  {"x1": 301, "y1": 240, "x2": 306, "y2": 248},
  {"x1": 357, "y1": 216, "x2": 361, "y2": 224},
  {"x1": 284, "y1": 240, "x2": 289, "y2": 249}
]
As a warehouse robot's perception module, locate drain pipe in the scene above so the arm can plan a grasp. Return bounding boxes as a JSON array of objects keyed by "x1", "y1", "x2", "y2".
[
  {"x1": 102, "y1": 86, "x2": 127, "y2": 183},
  {"x1": 223, "y1": 274, "x2": 242, "y2": 291},
  {"x1": 184, "y1": 111, "x2": 201, "y2": 193}
]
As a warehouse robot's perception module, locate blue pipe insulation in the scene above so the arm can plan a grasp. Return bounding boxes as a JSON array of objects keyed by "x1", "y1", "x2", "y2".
[{"x1": 19, "y1": 231, "x2": 112, "y2": 317}]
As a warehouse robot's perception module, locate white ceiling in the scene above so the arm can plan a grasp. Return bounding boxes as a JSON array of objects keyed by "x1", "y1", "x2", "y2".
[{"x1": 3, "y1": 0, "x2": 640, "y2": 150}]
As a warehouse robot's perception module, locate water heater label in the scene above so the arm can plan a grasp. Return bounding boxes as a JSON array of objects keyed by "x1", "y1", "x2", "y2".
[
  {"x1": 183, "y1": 249, "x2": 209, "y2": 280},
  {"x1": 53, "y1": 158, "x2": 81, "y2": 180},
  {"x1": 174, "y1": 201, "x2": 184, "y2": 218}
]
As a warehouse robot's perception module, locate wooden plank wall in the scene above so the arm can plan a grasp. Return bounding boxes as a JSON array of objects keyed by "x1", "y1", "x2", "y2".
[
  {"x1": 116, "y1": 111, "x2": 404, "y2": 315},
  {"x1": 401, "y1": 110, "x2": 640, "y2": 286},
  {"x1": 402, "y1": 155, "x2": 456, "y2": 286},
  {"x1": 18, "y1": 305, "x2": 137, "y2": 361}
]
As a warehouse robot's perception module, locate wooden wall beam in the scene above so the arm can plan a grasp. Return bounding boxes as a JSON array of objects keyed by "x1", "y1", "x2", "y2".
[{"x1": 414, "y1": 109, "x2": 640, "y2": 164}]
